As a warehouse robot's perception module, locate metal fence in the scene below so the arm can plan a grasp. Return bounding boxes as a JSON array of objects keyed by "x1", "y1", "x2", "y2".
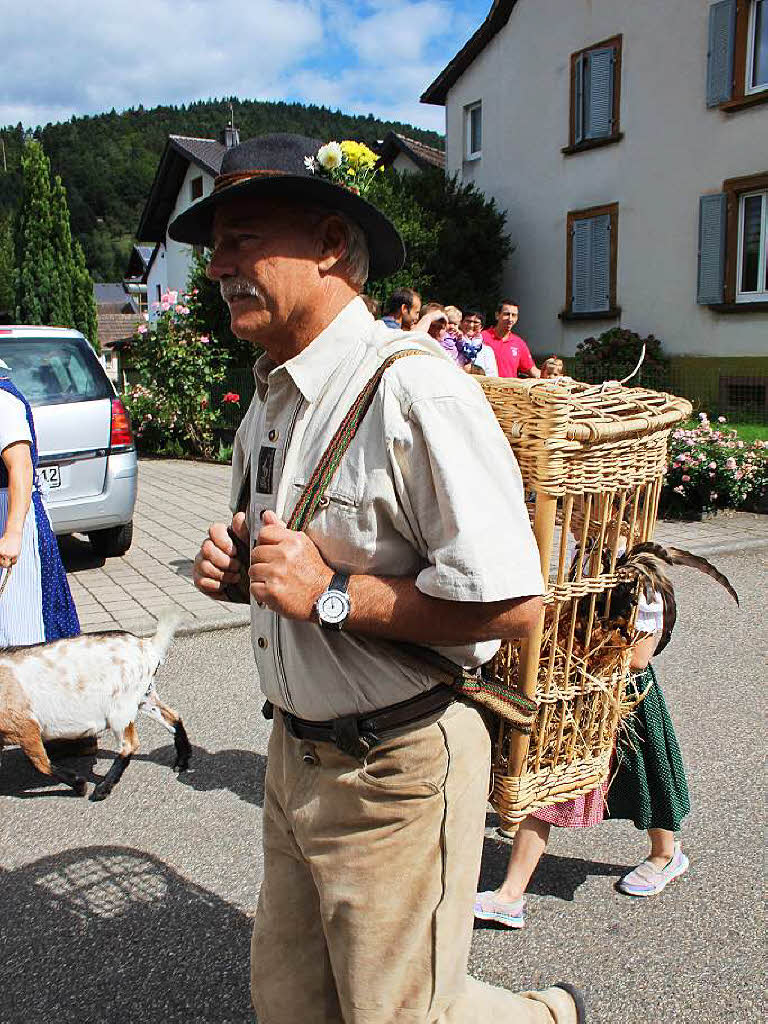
[{"x1": 568, "y1": 361, "x2": 768, "y2": 425}]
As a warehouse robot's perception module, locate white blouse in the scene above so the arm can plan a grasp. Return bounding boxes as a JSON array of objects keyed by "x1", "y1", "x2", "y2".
[{"x1": 0, "y1": 389, "x2": 33, "y2": 457}]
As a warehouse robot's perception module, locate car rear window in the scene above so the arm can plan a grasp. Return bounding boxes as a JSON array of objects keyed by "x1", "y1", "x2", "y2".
[{"x1": 0, "y1": 337, "x2": 113, "y2": 406}]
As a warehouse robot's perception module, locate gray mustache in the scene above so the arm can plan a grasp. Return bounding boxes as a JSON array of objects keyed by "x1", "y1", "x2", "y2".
[{"x1": 220, "y1": 279, "x2": 263, "y2": 303}]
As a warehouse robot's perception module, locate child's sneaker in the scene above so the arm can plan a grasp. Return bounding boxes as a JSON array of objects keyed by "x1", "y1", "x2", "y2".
[
  {"x1": 473, "y1": 891, "x2": 526, "y2": 928},
  {"x1": 618, "y1": 841, "x2": 689, "y2": 897}
]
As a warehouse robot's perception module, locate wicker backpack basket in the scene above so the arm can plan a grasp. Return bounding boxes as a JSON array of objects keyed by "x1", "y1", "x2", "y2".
[{"x1": 477, "y1": 376, "x2": 691, "y2": 835}]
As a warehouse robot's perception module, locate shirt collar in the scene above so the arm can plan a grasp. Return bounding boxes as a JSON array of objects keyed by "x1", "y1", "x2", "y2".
[{"x1": 253, "y1": 296, "x2": 373, "y2": 403}]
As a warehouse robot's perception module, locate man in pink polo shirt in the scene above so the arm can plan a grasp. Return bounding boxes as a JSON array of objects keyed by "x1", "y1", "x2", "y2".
[{"x1": 481, "y1": 300, "x2": 541, "y2": 379}]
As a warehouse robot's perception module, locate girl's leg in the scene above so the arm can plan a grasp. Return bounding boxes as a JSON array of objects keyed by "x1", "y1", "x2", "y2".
[
  {"x1": 646, "y1": 827, "x2": 677, "y2": 869},
  {"x1": 496, "y1": 817, "x2": 551, "y2": 902}
]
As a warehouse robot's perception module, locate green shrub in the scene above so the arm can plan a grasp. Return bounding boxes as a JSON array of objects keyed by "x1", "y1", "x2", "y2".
[
  {"x1": 574, "y1": 328, "x2": 669, "y2": 385},
  {"x1": 661, "y1": 413, "x2": 768, "y2": 518}
]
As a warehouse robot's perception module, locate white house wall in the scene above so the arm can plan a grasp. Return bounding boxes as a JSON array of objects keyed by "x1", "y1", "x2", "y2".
[
  {"x1": 164, "y1": 163, "x2": 215, "y2": 297},
  {"x1": 443, "y1": 0, "x2": 767, "y2": 358}
]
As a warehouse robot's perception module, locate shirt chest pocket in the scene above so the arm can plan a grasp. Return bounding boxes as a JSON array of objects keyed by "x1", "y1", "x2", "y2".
[{"x1": 291, "y1": 480, "x2": 360, "y2": 518}]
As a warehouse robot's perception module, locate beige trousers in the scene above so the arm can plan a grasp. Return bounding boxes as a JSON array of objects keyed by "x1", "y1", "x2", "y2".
[{"x1": 251, "y1": 701, "x2": 574, "y2": 1024}]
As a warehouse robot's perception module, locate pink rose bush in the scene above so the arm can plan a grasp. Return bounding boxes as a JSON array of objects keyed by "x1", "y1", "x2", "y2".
[
  {"x1": 662, "y1": 415, "x2": 768, "y2": 517},
  {"x1": 125, "y1": 289, "x2": 228, "y2": 458}
]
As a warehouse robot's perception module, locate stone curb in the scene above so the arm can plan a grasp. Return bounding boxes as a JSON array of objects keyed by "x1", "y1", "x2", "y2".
[{"x1": 123, "y1": 535, "x2": 765, "y2": 639}]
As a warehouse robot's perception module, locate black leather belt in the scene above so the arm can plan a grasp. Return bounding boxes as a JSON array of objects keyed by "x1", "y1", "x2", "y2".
[{"x1": 274, "y1": 683, "x2": 456, "y2": 760}]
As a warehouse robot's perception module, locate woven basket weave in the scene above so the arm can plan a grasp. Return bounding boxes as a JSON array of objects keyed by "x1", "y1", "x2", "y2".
[{"x1": 477, "y1": 377, "x2": 691, "y2": 834}]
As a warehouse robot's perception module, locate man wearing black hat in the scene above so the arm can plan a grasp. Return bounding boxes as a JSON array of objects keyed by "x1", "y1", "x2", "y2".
[{"x1": 184, "y1": 134, "x2": 585, "y2": 1024}]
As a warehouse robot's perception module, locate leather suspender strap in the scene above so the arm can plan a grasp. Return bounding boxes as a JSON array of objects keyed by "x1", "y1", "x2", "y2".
[{"x1": 224, "y1": 348, "x2": 424, "y2": 602}]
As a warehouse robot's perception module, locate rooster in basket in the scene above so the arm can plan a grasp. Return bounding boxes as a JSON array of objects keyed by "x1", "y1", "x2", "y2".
[{"x1": 606, "y1": 542, "x2": 739, "y2": 653}]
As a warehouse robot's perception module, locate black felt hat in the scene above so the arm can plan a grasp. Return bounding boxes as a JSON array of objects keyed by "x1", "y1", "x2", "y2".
[{"x1": 168, "y1": 133, "x2": 405, "y2": 280}]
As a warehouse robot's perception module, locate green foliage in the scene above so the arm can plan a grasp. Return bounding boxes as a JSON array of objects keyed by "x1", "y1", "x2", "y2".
[
  {"x1": 14, "y1": 141, "x2": 58, "y2": 325},
  {"x1": 72, "y1": 238, "x2": 99, "y2": 349},
  {"x1": 12, "y1": 140, "x2": 98, "y2": 346},
  {"x1": 186, "y1": 252, "x2": 253, "y2": 365},
  {"x1": 366, "y1": 168, "x2": 511, "y2": 314},
  {"x1": 574, "y1": 328, "x2": 669, "y2": 383},
  {"x1": 0, "y1": 99, "x2": 443, "y2": 281},
  {"x1": 662, "y1": 413, "x2": 768, "y2": 518},
  {"x1": 49, "y1": 176, "x2": 75, "y2": 326},
  {"x1": 123, "y1": 288, "x2": 228, "y2": 459},
  {"x1": 0, "y1": 213, "x2": 14, "y2": 317}
]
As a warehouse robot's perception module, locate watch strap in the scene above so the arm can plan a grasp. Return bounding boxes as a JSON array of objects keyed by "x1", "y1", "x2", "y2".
[{"x1": 329, "y1": 571, "x2": 349, "y2": 594}]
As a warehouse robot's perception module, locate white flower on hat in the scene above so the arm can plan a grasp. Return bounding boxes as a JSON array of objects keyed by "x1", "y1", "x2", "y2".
[
  {"x1": 304, "y1": 155, "x2": 316, "y2": 173},
  {"x1": 317, "y1": 141, "x2": 343, "y2": 170}
]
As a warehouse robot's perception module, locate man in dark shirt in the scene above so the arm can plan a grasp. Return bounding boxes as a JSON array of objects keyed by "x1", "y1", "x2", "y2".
[{"x1": 381, "y1": 287, "x2": 422, "y2": 330}]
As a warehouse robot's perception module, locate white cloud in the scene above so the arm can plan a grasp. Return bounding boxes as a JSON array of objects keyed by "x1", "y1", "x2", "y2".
[{"x1": 0, "y1": 0, "x2": 483, "y2": 131}]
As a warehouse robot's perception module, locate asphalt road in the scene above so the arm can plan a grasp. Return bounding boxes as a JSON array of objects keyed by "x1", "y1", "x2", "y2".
[{"x1": 0, "y1": 551, "x2": 764, "y2": 1024}]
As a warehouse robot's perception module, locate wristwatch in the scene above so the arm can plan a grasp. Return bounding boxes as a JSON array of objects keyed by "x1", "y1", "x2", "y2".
[{"x1": 315, "y1": 572, "x2": 351, "y2": 631}]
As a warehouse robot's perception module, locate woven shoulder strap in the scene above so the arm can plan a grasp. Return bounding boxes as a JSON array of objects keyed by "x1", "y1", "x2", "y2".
[{"x1": 287, "y1": 348, "x2": 424, "y2": 531}]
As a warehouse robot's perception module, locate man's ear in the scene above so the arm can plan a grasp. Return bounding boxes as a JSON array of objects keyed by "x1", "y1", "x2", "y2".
[{"x1": 316, "y1": 215, "x2": 347, "y2": 274}]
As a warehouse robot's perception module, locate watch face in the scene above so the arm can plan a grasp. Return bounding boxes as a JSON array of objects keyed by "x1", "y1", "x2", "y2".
[{"x1": 317, "y1": 589, "x2": 351, "y2": 625}]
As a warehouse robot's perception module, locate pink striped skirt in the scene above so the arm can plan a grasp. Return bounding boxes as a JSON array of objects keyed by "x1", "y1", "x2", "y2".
[{"x1": 532, "y1": 784, "x2": 606, "y2": 828}]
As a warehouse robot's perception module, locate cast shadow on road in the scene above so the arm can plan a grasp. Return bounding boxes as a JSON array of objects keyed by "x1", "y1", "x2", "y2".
[
  {"x1": 476, "y1": 834, "x2": 630, "y2": 917},
  {"x1": 0, "y1": 845, "x2": 254, "y2": 1024},
  {"x1": 58, "y1": 533, "x2": 106, "y2": 572},
  {"x1": 0, "y1": 744, "x2": 267, "y2": 807},
  {"x1": 169, "y1": 556, "x2": 195, "y2": 580}
]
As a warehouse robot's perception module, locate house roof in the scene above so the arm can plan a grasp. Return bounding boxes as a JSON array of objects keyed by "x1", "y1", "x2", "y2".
[
  {"x1": 93, "y1": 283, "x2": 138, "y2": 313},
  {"x1": 125, "y1": 244, "x2": 156, "y2": 280},
  {"x1": 136, "y1": 135, "x2": 226, "y2": 243},
  {"x1": 376, "y1": 132, "x2": 445, "y2": 171},
  {"x1": 421, "y1": 0, "x2": 517, "y2": 105},
  {"x1": 98, "y1": 312, "x2": 142, "y2": 350}
]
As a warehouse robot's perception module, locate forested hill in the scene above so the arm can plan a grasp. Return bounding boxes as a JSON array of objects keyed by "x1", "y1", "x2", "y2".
[{"x1": 0, "y1": 97, "x2": 443, "y2": 281}]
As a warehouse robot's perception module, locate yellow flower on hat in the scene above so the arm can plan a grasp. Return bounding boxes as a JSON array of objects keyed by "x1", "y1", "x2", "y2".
[
  {"x1": 340, "y1": 140, "x2": 378, "y2": 171},
  {"x1": 317, "y1": 141, "x2": 343, "y2": 170}
]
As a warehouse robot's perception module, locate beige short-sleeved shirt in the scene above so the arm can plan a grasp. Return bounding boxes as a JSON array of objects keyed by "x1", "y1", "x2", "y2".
[{"x1": 231, "y1": 297, "x2": 544, "y2": 720}]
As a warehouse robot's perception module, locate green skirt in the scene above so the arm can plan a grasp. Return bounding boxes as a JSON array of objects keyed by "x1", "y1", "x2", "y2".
[{"x1": 606, "y1": 665, "x2": 690, "y2": 832}]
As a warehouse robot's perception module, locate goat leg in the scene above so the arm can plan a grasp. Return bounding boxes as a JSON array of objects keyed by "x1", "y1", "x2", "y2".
[
  {"x1": 91, "y1": 722, "x2": 139, "y2": 802},
  {"x1": 16, "y1": 722, "x2": 88, "y2": 796}
]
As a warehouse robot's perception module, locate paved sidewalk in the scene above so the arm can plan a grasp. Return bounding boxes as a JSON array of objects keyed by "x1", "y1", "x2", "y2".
[
  {"x1": 60, "y1": 458, "x2": 768, "y2": 636},
  {"x1": 61, "y1": 460, "x2": 250, "y2": 636}
]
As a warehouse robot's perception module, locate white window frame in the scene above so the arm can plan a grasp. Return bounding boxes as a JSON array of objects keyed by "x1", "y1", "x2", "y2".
[
  {"x1": 464, "y1": 101, "x2": 482, "y2": 161},
  {"x1": 746, "y1": 0, "x2": 768, "y2": 94},
  {"x1": 736, "y1": 189, "x2": 768, "y2": 301}
]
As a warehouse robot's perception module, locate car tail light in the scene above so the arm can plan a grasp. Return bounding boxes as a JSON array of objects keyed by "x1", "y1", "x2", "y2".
[{"x1": 110, "y1": 397, "x2": 134, "y2": 450}]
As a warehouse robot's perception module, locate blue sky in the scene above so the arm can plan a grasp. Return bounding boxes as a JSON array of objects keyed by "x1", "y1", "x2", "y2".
[{"x1": 1, "y1": 1, "x2": 491, "y2": 133}]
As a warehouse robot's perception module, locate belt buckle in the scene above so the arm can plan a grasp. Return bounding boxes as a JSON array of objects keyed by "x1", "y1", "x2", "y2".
[{"x1": 332, "y1": 716, "x2": 378, "y2": 760}]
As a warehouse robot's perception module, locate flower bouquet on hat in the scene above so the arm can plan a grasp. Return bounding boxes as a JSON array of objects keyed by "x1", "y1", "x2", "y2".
[{"x1": 306, "y1": 140, "x2": 381, "y2": 196}]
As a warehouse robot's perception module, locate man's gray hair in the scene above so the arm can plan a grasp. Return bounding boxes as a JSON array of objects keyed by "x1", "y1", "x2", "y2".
[{"x1": 303, "y1": 206, "x2": 370, "y2": 288}]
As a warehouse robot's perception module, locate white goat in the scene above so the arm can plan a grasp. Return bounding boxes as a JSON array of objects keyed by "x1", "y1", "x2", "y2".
[{"x1": 0, "y1": 612, "x2": 190, "y2": 801}]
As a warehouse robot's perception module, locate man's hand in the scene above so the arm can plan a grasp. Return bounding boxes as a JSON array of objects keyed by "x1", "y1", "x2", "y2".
[
  {"x1": 193, "y1": 512, "x2": 248, "y2": 600},
  {"x1": 249, "y1": 510, "x2": 333, "y2": 620}
]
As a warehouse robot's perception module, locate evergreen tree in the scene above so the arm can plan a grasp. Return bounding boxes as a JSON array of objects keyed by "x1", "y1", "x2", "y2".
[
  {"x1": 49, "y1": 175, "x2": 75, "y2": 326},
  {"x1": 71, "y1": 238, "x2": 98, "y2": 350},
  {"x1": 0, "y1": 213, "x2": 14, "y2": 318},
  {"x1": 14, "y1": 140, "x2": 59, "y2": 325},
  {"x1": 13, "y1": 140, "x2": 98, "y2": 348}
]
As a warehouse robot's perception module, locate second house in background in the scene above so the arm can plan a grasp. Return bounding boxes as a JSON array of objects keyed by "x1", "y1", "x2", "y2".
[{"x1": 422, "y1": 0, "x2": 768, "y2": 414}]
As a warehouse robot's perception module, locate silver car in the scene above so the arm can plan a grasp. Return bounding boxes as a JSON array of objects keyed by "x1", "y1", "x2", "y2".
[{"x1": 0, "y1": 326, "x2": 138, "y2": 557}]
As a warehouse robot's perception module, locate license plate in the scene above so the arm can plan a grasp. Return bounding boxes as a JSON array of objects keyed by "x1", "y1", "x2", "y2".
[{"x1": 39, "y1": 465, "x2": 61, "y2": 489}]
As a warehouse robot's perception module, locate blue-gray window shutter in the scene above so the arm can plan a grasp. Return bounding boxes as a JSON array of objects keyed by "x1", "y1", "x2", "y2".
[
  {"x1": 697, "y1": 193, "x2": 727, "y2": 304},
  {"x1": 706, "y1": 1, "x2": 736, "y2": 107},
  {"x1": 585, "y1": 47, "x2": 615, "y2": 139},
  {"x1": 574, "y1": 55, "x2": 585, "y2": 143},
  {"x1": 572, "y1": 214, "x2": 611, "y2": 313}
]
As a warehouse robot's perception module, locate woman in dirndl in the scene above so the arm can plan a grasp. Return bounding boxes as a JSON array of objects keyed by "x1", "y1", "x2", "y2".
[
  {"x1": 0, "y1": 359, "x2": 80, "y2": 646},
  {"x1": 474, "y1": 591, "x2": 690, "y2": 928}
]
